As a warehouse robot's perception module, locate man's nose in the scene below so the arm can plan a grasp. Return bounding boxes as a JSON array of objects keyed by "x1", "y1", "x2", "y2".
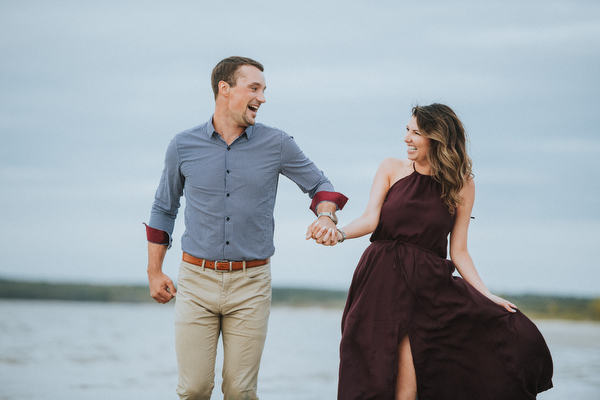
[{"x1": 257, "y1": 91, "x2": 266, "y2": 103}]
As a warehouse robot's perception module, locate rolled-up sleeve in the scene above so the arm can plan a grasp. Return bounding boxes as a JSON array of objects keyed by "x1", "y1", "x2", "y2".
[
  {"x1": 280, "y1": 134, "x2": 348, "y2": 214},
  {"x1": 309, "y1": 190, "x2": 348, "y2": 214},
  {"x1": 148, "y1": 137, "x2": 184, "y2": 248}
]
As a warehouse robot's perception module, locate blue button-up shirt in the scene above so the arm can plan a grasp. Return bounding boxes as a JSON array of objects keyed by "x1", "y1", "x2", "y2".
[{"x1": 149, "y1": 117, "x2": 340, "y2": 261}]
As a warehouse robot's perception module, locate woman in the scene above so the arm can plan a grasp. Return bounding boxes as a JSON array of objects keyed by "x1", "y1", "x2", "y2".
[{"x1": 310, "y1": 104, "x2": 553, "y2": 399}]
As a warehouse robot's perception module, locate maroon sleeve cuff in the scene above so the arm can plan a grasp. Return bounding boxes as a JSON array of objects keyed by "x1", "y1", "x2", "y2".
[
  {"x1": 309, "y1": 191, "x2": 349, "y2": 215},
  {"x1": 144, "y1": 223, "x2": 169, "y2": 245}
]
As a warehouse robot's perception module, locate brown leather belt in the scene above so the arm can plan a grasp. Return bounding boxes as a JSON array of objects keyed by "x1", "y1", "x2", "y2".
[{"x1": 182, "y1": 252, "x2": 269, "y2": 271}]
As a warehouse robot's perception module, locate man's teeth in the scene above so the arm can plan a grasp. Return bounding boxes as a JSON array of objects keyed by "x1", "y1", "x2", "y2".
[{"x1": 249, "y1": 106, "x2": 258, "y2": 111}]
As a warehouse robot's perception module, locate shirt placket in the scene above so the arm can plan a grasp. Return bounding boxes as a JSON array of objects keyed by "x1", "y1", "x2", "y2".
[{"x1": 223, "y1": 143, "x2": 232, "y2": 260}]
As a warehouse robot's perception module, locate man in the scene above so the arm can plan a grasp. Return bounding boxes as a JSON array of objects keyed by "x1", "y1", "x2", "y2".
[{"x1": 145, "y1": 56, "x2": 347, "y2": 400}]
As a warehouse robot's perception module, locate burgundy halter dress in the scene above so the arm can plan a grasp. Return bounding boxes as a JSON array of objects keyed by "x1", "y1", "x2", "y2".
[{"x1": 338, "y1": 168, "x2": 553, "y2": 400}]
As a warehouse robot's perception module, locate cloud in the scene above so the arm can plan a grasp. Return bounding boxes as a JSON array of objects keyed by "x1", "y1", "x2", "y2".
[{"x1": 1, "y1": 0, "x2": 599, "y2": 296}]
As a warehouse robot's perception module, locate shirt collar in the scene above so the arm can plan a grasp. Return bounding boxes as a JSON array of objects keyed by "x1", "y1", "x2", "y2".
[{"x1": 207, "y1": 115, "x2": 256, "y2": 140}]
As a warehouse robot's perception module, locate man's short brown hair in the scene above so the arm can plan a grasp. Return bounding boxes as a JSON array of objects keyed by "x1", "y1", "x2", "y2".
[{"x1": 211, "y1": 56, "x2": 264, "y2": 99}]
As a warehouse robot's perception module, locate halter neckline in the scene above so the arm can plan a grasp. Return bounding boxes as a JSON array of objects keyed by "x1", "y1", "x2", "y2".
[{"x1": 412, "y1": 162, "x2": 432, "y2": 176}]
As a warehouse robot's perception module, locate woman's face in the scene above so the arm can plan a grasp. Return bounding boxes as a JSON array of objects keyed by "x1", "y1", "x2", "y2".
[{"x1": 404, "y1": 115, "x2": 431, "y2": 165}]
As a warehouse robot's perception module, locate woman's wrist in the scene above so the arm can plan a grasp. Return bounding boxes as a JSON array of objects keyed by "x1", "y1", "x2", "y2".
[{"x1": 337, "y1": 228, "x2": 346, "y2": 243}]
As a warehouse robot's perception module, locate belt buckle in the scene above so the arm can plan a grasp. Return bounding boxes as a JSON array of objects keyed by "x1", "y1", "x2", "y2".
[{"x1": 215, "y1": 260, "x2": 233, "y2": 271}]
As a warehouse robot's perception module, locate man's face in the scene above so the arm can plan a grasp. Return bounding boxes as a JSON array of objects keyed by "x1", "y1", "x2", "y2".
[{"x1": 226, "y1": 65, "x2": 266, "y2": 127}]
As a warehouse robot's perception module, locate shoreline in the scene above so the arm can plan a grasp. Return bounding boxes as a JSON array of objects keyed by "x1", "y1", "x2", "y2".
[{"x1": 1, "y1": 278, "x2": 598, "y2": 321}]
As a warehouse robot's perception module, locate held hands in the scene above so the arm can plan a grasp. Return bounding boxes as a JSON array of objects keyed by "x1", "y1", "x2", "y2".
[
  {"x1": 148, "y1": 271, "x2": 177, "y2": 304},
  {"x1": 305, "y1": 215, "x2": 340, "y2": 246}
]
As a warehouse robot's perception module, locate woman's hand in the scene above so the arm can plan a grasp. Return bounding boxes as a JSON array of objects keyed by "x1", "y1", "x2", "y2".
[
  {"x1": 305, "y1": 219, "x2": 338, "y2": 246},
  {"x1": 488, "y1": 294, "x2": 517, "y2": 313}
]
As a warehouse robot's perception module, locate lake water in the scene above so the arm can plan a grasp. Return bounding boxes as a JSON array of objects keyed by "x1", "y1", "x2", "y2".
[{"x1": 1, "y1": 300, "x2": 599, "y2": 399}]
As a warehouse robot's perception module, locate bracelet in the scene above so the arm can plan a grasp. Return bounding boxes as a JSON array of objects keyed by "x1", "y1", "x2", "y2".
[{"x1": 337, "y1": 228, "x2": 346, "y2": 243}]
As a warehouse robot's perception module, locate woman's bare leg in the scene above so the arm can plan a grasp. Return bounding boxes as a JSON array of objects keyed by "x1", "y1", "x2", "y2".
[{"x1": 395, "y1": 335, "x2": 417, "y2": 400}]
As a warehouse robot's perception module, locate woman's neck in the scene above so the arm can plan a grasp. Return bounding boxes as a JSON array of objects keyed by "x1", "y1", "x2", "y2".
[{"x1": 413, "y1": 161, "x2": 432, "y2": 176}]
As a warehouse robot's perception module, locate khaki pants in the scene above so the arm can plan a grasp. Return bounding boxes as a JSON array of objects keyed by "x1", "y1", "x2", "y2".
[{"x1": 174, "y1": 260, "x2": 272, "y2": 400}]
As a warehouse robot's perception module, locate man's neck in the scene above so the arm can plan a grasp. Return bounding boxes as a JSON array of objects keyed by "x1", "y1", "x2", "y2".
[{"x1": 212, "y1": 111, "x2": 246, "y2": 145}]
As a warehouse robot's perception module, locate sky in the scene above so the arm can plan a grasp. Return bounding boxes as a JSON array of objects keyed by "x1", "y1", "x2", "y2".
[{"x1": 1, "y1": 0, "x2": 599, "y2": 297}]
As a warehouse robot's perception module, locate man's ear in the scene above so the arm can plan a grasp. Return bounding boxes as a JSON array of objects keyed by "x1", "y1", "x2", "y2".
[{"x1": 219, "y1": 81, "x2": 230, "y2": 98}]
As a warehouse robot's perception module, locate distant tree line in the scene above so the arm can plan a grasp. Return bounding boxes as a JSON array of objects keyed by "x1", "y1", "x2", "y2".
[
  {"x1": 504, "y1": 294, "x2": 600, "y2": 321},
  {"x1": 0, "y1": 278, "x2": 348, "y2": 306},
  {"x1": 0, "y1": 278, "x2": 598, "y2": 321},
  {"x1": 0, "y1": 278, "x2": 150, "y2": 303}
]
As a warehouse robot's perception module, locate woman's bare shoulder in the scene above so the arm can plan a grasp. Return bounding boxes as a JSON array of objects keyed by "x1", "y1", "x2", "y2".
[
  {"x1": 379, "y1": 157, "x2": 411, "y2": 170},
  {"x1": 461, "y1": 176, "x2": 476, "y2": 196},
  {"x1": 377, "y1": 158, "x2": 412, "y2": 186}
]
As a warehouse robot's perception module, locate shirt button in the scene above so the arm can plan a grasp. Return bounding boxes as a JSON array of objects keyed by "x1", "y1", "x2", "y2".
[
  {"x1": 227, "y1": 170, "x2": 230, "y2": 174},
  {"x1": 226, "y1": 217, "x2": 230, "y2": 221},
  {"x1": 227, "y1": 147, "x2": 231, "y2": 150},
  {"x1": 226, "y1": 193, "x2": 230, "y2": 197},
  {"x1": 226, "y1": 241, "x2": 230, "y2": 245}
]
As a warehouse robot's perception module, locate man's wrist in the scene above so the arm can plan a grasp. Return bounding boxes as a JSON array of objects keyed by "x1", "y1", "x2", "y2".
[{"x1": 317, "y1": 211, "x2": 338, "y2": 225}]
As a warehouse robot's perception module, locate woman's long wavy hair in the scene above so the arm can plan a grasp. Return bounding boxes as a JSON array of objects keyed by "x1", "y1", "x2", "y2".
[{"x1": 412, "y1": 103, "x2": 474, "y2": 214}]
